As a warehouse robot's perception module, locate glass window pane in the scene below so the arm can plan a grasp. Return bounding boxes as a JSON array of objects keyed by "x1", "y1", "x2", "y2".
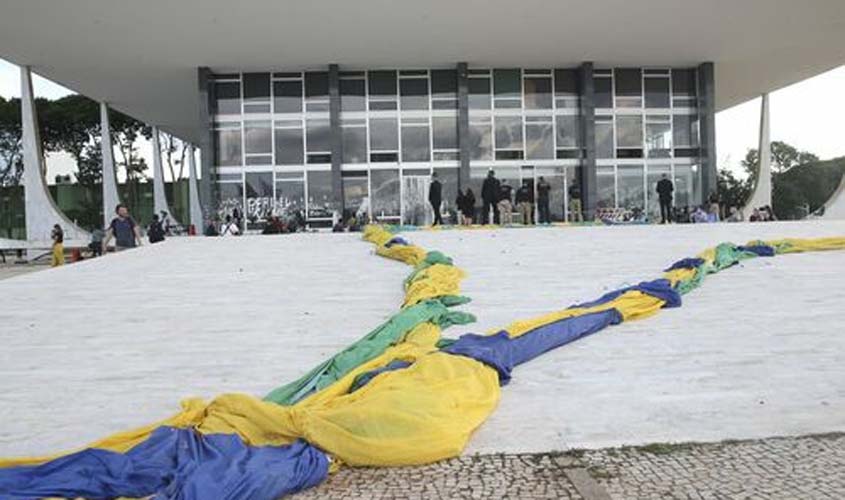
[
  {"x1": 645, "y1": 78, "x2": 670, "y2": 108},
  {"x1": 215, "y1": 128, "x2": 242, "y2": 166},
  {"x1": 342, "y1": 126, "x2": 367, "y2": 163},
  {"x1": 615, "y1": 69, "x2": 642, "y2": 97},
  {"x1": 672, "y1": 69, "x2": 697, "y2": 96},
  {"x1": 431, "y1": 70, "x2": 457, "y2": 98},
  {"x1": 342, "y1": 175, "x2": 369, "y2": 219},
  {"x1": 673, "y1": 114, "x2": 699, "y2": 147},
  {"x1": 368, "y1": 70, "x2": 397, "y2": 96},
  {"x1": 554, "y1": 69, "x2": 578, "y2": 95},
  {"x1": 307, "y1": 170, "x2": 338, "y2": 218},
  {"x1": 371, "y1": 169, "x2": 400, "y2": 218},
  {"x1": 400, "y1": 78, "x2": 429, "y2": 110},
  {"x1": 646, "y1": 121, "x2": 672, "y2": 158},
  {"x1": 275, "y1": 180, "x2": 305, "y2": 217},
  {"x1": 432, "y1": 116, "x2": 458, "y2": 150},
  {"x1": 525, "y1": 122, "x2": 554, "y2": 160},
  {"x1": 493, "y1": 69, "x2": 521, "y2": 99},
  {"x1": 218, "y1": 181, "x2": 243, "y2": 219},
  {"x1": 556, "y1": 114, "x2": 580, "y2": 148},
  {"x1": 245, "y1": 121, "x2": 271, "y2": 154},
  {"x1": 243, "y1": 73, "x2": 270, "y2": 100},
  {"x1": 597, "y1": 166, "x2": 616, "y2": 209},
  {"x1": 674, "y1": 164, "x2": 702, "y2": 208},
  {"x1": 274, "y1": 127, "x2": 304, "y2": 165},
  {"x1": 495, "y1": 116, "x2": 523, "y2": 150},
  {"x1": 616, "y1": 115, "x2": 643, "y2": 148},
  {"x1": 306, "y1": 118, "x2": 331, "y2": 152},
  {"x1": 401, "y1": 125, "x2": 431, "y2": 162},
  {"x1": 340, "y1": 79, "x2": 366, "y2": 112},
  {"x1": 434, "y1": 167, "x2": 459, "y2": 222},
  {"x1": 245, "y1": 172, "x2": 274, "y2": 228},
  {"x1": 273, "y1": 81, "x2": 302, "y2": 113},
  {"x1": 594, "y1": 76, "x2": 613, "y2": 108},
  {"x1": 304, "y1": 72, "x2": 329, "y2": 98},
  {"x1": 617, "y1": 165, "x2": 644, "y2": 210},
  {"x1": 214, "y1": 81, "x2": 241, "y2": 114},
  {"x1": 596, "y1": 121, "x2": 614, "y2": 159},
  {"x1": 646, "y1": 164, "x2": 672, "y2": 219},
  {"x1": 524, "y1": 77, "x2": 553, "y2": 110},
  {"x1": 469, "y1": 78, "x2": 491, "y2": 109},
  {"x1": 369, "y1": 117, "x2": 398, "y2": 151},
  {"x1": 469, "y1": 123, "x2": 492, "y2": 160}
]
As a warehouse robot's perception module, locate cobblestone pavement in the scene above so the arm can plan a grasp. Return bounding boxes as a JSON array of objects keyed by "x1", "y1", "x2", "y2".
[
  {"x1": 581, "y1": 433, "x2": 845, "y2": 500},
  {"x1": 291, "y1": 433, "x2": 845, "y2": 499}
]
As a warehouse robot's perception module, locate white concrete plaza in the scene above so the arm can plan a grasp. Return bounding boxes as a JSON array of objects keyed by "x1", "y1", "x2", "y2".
[{"x1": 1, "y1": 221, "x2": 844, "y2": 458}]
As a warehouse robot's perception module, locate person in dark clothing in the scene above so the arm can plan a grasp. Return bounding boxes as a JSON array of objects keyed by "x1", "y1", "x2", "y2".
[
  {"x1": 536, "y1": 176, "x2": 551, "y2": 224},
  {"x1": 656, "y1": 174, "x2": 674, "y2": 224},
  {"x1": 568, "y1": 182, "x2": 583, "y2": 222},
  {"x1": 515, "y1": 180, "x2": 534, "y2": 225},
  {"x1": 462, "y1": 188, "x2": 476, "y2": 225},
  {"x1": 204, "y1": 220, "x2": 219, "y2": 237},
  {"x1": 147, "y1": 214, "x2": 166, "y2": 243},
  {"x1": 455, "y1": 189, "x2": 466, "y2": 225},
  {"x1": 102, "y1": 204, "x2": 142, "y2": 252},
  {"x1": 481, "y1": 170, "x2": 501, "y2": 225},
  {"x1": 497, "y1": 181, "x2": 514, "y2": 225},
  {"x1": 429, "y1": 173, "x2": 443, "y2": 226}
]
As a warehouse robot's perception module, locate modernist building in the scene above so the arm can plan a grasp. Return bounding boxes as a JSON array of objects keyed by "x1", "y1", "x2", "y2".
[{"x1": 2, "y1": 0, "x2": 844, "y2": 231}]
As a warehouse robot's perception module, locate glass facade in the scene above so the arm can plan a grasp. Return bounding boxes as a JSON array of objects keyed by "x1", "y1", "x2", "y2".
[{"x1": 209, "y1": 65, "x2": 706, "y2": 227}]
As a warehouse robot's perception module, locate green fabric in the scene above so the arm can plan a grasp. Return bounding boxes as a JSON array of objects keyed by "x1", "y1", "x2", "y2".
[
  {"x1": 263, "y1": 299, "x2": 473, "y2": 406},
  {"x1": 674, "y1": 244, "x2": 760, "y2": 295}
]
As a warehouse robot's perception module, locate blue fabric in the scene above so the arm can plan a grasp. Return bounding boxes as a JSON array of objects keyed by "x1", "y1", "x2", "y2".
[
  {"x1": 737, "y1": 245, "x2": 775, "y2": 257},
  {"x1": 664, "y1": 257, "x2": 705, "y2": 272},
  {"x1": 443, "y1": 309, "x2": 623, "y2": 384},
  {"x1": 385, "y1": 236, "x2": 410, "y2": 248},
  {"x1": 570, "y1": 279, "x2": 682, "y2": 310},
  {"x1": 0, "y1": 427, "x2": 329, "y2": 500},
  {"x1": 349, "y1": 360, "x2": 413, "y2": 393}
]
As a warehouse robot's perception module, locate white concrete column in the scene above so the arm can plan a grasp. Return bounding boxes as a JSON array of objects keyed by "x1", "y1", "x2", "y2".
[
  {"x1": 742, "y1": 93, "x2": 772, "y2": 215},
  {"x1": 151, "y1": 126, "x2": 169, "y2": 217},
  {"x1": 816, "y1": 169, "x2": 845, "y2": 219},
  {"x1": 20, "y1": 65, "x2": 89, "y2": 244},
  {"x1": 100, "y1": 102, "x2": 121, "y2": 229},
  {"x1": 186, "y1": 143, "x2": 204, "y2": 231}
]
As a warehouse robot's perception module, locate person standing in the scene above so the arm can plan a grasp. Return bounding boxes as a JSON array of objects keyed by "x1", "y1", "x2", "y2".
[
  {"x1": 455, "y1": 189, "x2": 466, "y2": 225},
  {"x1": 147, "y1": 213, "x2": 166, "y2": 244},
  {"x1": 497, "y1": 181, "x2": 514, "y2": 225},
  {"x1": 568, "y1": 181, "x2": 583, "y2": 222},
  {"x1": 50, "y1": 224, "x2": 64, "y2": 267},
  {"x1": 221, "y1": 214, "x2": 241, "y2": 236},
  {"x1": 656, "y1": 173, "x2": 674, "y2": 224},
  {"x1": 515, "y1": 180, "x2": 534, "y2": 225},
  {"x1": 429, "y1": 172, "x2": 443, "y2": 226},
  {"x1": 536, "y1": 176, "x2": 551, "y2": 224},
  {"x1": 102, "y1": 204, "x2": 143, "y2": 252},
  {"x1": 481, "y1": 170, "x2": 500, "y2": 225},
  {"x1": 708, "y1": 192, "x2": 721, "y2": 222},
  {"x1": 462, "y1": 188, "x2": 476, "y2": 225}
]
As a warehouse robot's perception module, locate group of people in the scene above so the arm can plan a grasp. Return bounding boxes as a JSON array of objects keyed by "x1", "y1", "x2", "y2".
[{"x1": 430, "y1": 170, "x2": 568, "y2": 226}]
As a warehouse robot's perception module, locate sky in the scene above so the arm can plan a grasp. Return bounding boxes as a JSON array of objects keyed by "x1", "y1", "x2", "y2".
[{"x1": 1, "y1": 58, "x2": 844, "y2": 181}]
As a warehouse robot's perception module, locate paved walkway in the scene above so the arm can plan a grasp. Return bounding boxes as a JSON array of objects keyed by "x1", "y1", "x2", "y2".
[{"x1": 292, "y1": 433, "x2": 845, "y2": 499}]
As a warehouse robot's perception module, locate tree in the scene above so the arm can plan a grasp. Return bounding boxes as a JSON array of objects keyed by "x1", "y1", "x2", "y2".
[
  {"x1": 717, "y1": 168, "x2": 752, "y2": 212},
  {"x1": 0, "y1": 97, "x2": 24, "y2": 186}
]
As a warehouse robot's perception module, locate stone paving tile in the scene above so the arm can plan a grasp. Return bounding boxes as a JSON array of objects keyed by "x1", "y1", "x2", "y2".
[
  {"x1": 292, "y1": 454, "x2": 583, "y2": 500},
  {"x1": 580, "y1": 433, "x2": 845, "y2": 500}
]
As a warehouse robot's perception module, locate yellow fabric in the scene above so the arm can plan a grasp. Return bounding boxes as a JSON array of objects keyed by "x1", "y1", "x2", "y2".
[
  {"x1": 363, "y1": 225, "x2": 393, "y2": 246},
  {"x1": 403, "y1": 263, "x2": 466, "y2": 307},
  {"x1": 51, "y1": 243, "x2": 65, "y2": 267},
  {"x1": 760, "y1": 236, "x2": 845, "y2": 254},
  {"x1": 500, "y1": 290, "x2": 666, "y2": 338},
  {"x1": 376, "y1": 244, "x2": 428, "y2": 266},
  {"x1": 664, "y1": 267, "x2": 697, "y2": 286},
  {"x1": 0, "y1": 399, "x2": 207, "y2": 468},
  {"x1": 697, "y1": 247, "x2": 716, "y2": 264}
]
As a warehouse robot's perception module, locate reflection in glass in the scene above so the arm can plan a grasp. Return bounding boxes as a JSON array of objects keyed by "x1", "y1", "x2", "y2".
[
  {"x1": 369, "y1": 118, "x2": 398, "y2": 151},
  {"x1": 594, "y1": 77, "x2": 613, "y2": 108},
  {"x1": 400, "y1": 78, "x2": 429, "y2": 111},
  {"x1": 305, "y1": 72, "x2": 329, "y2": 111},
  {"x1": 673, "y1": 114, "x2": 699, "y2": 147},
  {"x1": 273, "y1": 81, "x2": 303, "y2": 113},
  {"x1": 307, "y1": 170, "x2": 338, "y2": 218},
  {"x1": 432, "y1": 116, "x2": 458, "y2": 150},
  {"x1": 274, "y1": 127, "x2": 304, "y2": 165},
  {"x1": 495, "y1": 116, "x2": 523, "y2": 150},
  {"x1": 215, "y1": 128, "x2": 242, "y2": 166},
  {"x1": 306, "y1": 118, "x2": 331, "y2": 152},
  {"x1": 275, "y1": 180, "x2": 305, "y2": 217},
  {"x1": 596, "y1": 120, "x2": 614, "y2": 159},
  {"x1": 596, "y1": 166, "x2": 616, "y2": 209},
  {"x1": 245, "y1": 172, "x2": 274, "y2": 227},
  {"x1": 243, "y1": 73, "x2": 270, "y2": 100},
  {"x1": 646, "y1": 121, "x2": 672, "y2": 158},
  {"x1": 369, "y1": 71, "x2": 398, "y2": 96},
  {"x1": 401, "y1": 125, "x2": 431, "y2": 162},
  {"x1": 556, "y1": 114, "x2": 580, "y2": 148},
  {"x1": 525, "y1": 122, "x2": 554, "y2": 160},
  {"x1": 617, "y1": 165, "x2": 645, "y2": 210},
  {"x1": 616, "y1": 115, "x2": 643, "y2": 148},
  {"x1": 214, "y1": 81, "x2": 241, "y2": 114},
  {"x1": 340, "y1": 79, "x2": 366, "y2": 112},
  {"x1": 434, "y1": 168, "x2": 459, "y2": 222},
  {"x1": 674, "y1": 164, "x2": 702, "y2": 208},
  {"x1": 469, "y1": 78, "x2": 491, "y2": 109},
  {"x1": 343, "y1": 174, "x2": 369, "y2": 218},
  {"x1": 493, "y1": 69, "x2": 521, "y2": 100},
  {"x1": 524, "y1": 77, "x2": 553, "y2": 109},
  {"x1": 431, "y1": 70, "x2": 458, "y2": 99},
  {"x1": 217, "y1": 181, "x2": 244, "y2": 219},
  {"x1": 244, "y1": 121, "x2": 271, "y2": 154},
  {"x1": 645, "y1": 78, "x2": 670, "y2": 108},
  {"x1": 342, "y1": 126, "x2": 368, "y2": 163},
  {"x1": 371, "y1": 169, "x2": 400, "y2": 218},
  {"x1": 469, "y1": 123, "x2": 493, "y2": 160}
]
